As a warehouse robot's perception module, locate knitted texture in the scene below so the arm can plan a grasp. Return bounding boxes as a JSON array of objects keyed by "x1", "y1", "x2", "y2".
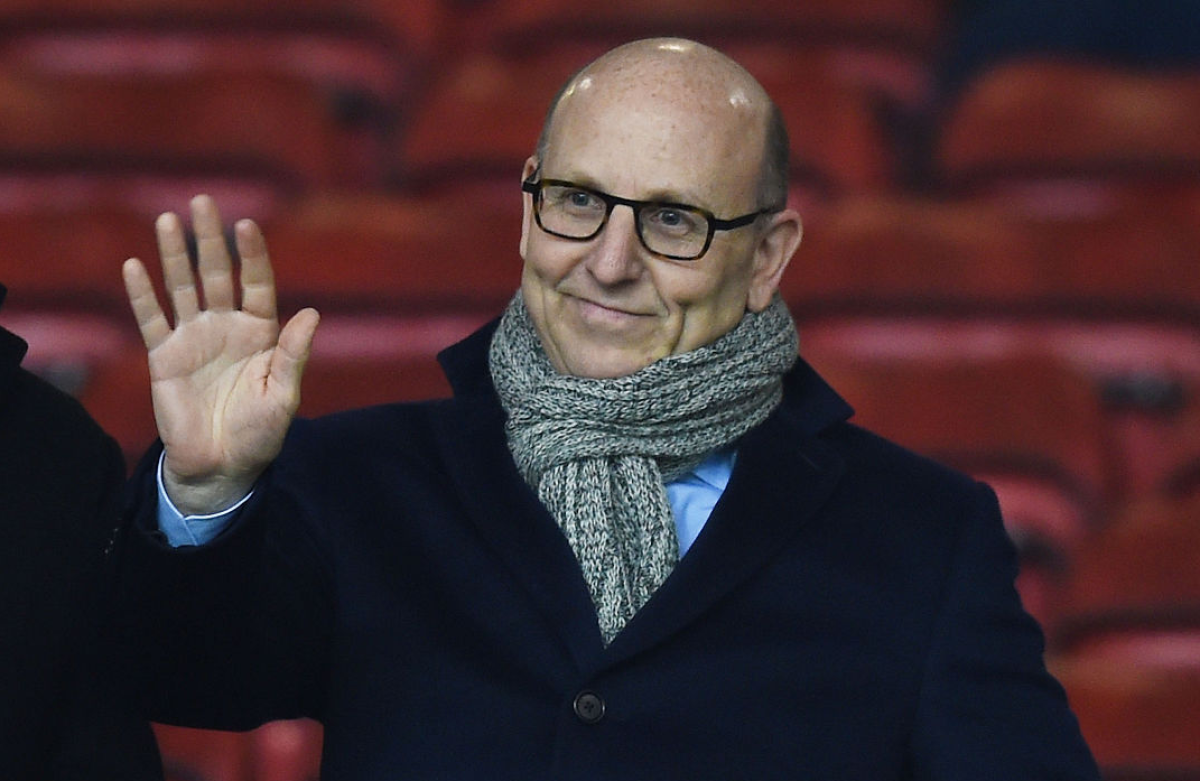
[{"x1": 489, "y1": 292, "x2": 799, "y2": 644}]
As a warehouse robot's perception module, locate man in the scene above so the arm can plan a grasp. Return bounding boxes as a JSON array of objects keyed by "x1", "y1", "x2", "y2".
[
  {"x1": 113, "y1": 39, "x2": 1099, "y2": 779},
  {"x1": 1, "y1": 285, "x2": 163, "y2": 780}
]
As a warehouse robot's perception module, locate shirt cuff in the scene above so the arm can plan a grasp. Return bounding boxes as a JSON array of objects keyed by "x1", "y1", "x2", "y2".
[{"x1": 156, "y1": 453, "x2": 254, "y2": 547}]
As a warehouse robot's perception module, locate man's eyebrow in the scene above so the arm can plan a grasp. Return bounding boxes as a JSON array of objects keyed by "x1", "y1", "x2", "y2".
[
  {"x1": 639, "y1": 188, "x2": 712, "y2": 209},
  {"x1": 543, "y1": 170, "x2": 603, "y2": 190},
  {"x1": 552, "y1": 173, "x2": 713, "y2": 209}
]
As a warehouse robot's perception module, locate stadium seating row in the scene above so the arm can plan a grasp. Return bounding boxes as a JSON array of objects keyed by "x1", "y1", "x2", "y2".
[{"x1": 0, "y1": 28, "x2": 1198, "y2": 197}]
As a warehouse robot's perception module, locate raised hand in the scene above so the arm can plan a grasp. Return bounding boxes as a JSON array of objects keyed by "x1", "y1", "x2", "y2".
[{"x1": 123, "y1": 195, "x2": 319, "y2": 515}]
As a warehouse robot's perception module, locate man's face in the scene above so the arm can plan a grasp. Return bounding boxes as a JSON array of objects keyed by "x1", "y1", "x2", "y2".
[{"x1": 518, "y1": 72, "x2": 783, "y2": 379}]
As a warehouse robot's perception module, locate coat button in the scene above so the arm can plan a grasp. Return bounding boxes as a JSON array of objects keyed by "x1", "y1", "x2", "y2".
[{"x1": 573, "y1": 691, "x2": 605, "y2": 724}]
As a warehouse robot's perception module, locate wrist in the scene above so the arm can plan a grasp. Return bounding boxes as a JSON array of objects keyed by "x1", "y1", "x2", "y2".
[{"x1": 161, "y1": 457, "x2": 260, "y2": 517}]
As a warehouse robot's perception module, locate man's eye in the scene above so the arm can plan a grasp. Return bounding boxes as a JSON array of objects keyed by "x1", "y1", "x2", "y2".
[
  {"x1": 548, "y1": 188, "x2": 603, "y2": 213},
  {"x1": 647, "y1": 207, "x2": 701, "y2": 234},
  {"x1": 566, "y1": 191, "x2": 596, "y2": 209},
  {"x1": 544, "y1": 186, "x2": 602, "y2": 212}
]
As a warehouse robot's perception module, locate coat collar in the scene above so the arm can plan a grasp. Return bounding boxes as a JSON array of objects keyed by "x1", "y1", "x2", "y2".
[
  {"x1": 434, "y1": 320, "x2": 853, "y2": 671},
  {"x1": 436, "y1": 316, "x2": 501, "y2": 400},
  {"x1": 0, "y1": 285, "x2": 30, "y2": 402}
]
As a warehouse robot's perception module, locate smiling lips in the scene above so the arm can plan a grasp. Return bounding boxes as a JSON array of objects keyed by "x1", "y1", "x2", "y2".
[{"x1": 570, "y1": 294, "x2": 657, "y2": 326}]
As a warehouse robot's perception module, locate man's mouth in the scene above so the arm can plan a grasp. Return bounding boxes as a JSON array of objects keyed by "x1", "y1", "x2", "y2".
[{"x1": 571, "y1": 295, "x2": 654, "y2": 323}]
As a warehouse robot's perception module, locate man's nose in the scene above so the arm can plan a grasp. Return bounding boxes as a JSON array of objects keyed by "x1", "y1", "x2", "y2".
[{"x1": 584, "y1": 205, "x2": 644, "y2": 284}]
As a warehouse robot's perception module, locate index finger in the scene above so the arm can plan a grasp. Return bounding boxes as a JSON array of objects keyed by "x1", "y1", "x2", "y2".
[{"x1": 122, "y1": 257, "x2": 172, "y2": 351}]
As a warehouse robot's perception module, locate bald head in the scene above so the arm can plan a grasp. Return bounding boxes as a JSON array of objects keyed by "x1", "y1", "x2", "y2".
[{"x1": 535, "y1": 38, "x2": 789, "y2": 211}]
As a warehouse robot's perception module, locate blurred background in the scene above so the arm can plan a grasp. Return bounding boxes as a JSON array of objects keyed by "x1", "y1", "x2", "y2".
[{"x1": 0, "y1": 0, "x2": 1196, "y2": 778}]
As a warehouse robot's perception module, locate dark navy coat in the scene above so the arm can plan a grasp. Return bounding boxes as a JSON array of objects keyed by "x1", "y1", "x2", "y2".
[{"x1": 115, "y1": 321, "x2": 1099, "y2": 780}]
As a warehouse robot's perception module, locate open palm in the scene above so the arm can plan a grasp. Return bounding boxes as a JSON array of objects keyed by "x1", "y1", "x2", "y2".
[{"x1": 123, "y1": 195, "x2": 319, "y2": 515}]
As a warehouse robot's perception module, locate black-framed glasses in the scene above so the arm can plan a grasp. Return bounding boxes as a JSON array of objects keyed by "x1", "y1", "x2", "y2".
[{"x1": 521, "y1": 177, "x2": 779, "y2": 260}]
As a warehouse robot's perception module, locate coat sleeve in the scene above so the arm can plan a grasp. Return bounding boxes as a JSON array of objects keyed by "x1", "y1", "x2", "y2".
[
  {"x1": 910, "y1": 482, "x2": 1100, "y2": 780},
  {"x1": 110, "y1": 442, "x2": 334, "y2": 731}
]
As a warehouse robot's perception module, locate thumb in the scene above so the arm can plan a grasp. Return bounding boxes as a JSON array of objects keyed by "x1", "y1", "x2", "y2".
[{"x1": 269, "y1": 307, "x2": 320, "y2": 402}]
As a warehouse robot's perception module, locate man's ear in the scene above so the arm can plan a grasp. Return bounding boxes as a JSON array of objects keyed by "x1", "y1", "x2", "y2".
[
  {"x1": 519, "y1": 156, "x2": 539, "y2": 260},
  {"x1": 746, "y1": 208, "x2": 802, "y2": 312}
]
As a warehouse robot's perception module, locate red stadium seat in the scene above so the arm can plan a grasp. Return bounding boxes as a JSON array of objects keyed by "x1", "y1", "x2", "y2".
[
  {"x1": 785, "y1": 195, "x2": 1040, "y2": 311},
  {"x1": 155, "y1": 719, "x2": 322, "y2": 781},
  {"x1": 249, "y1": 719, "x2": 323, "y2": 781},
  {"x1": 0, "y1": 165, "x2": 289, "y2": 223},
  {"x1": 1054, "y1": 494, "x2": 1200, "y2": 651},
  {"x1": 0, "y1": 14, "x2": 420, "y2": 187},
  {"x1": 935, "y1": 58, "x2": 1200, "y2": 211},
  {"x1": 154, "y1": 723, "x2": 252, "y2": 781},
  {"x1": 0, "y1": 23, "x2": 408, "y2": 100},
  {"x1": 261, "y1": 190, "x2": 523, "y2": 315},
  {"x1": 787, "y1": 194, "x2": 1200, "y2": 316},
  {"x1": 0, "y1": 0, "x2": 445, "y2": 58},
  {"x1": 803, "y1": 315, "x2": 1200, "y2": 506},
  {"x1": 0, "y1": 207, "x2": 151, "y2": 312},
  {"x1": 805, "y1": 351, "x2": 1111, "y2": 504},
  {"x1": 392, "y1": 48, "x2": 587, "y2": 188},
  {"x1": 0, "y1": 67, "x2": 383, "y2": 188},
  {"x1": 1104, "y1": 377, "x2": 1200, "y2": 502},
  {"x1": 297, "y1": 312, "x2": 490, "y2": 418},
  {"x1": 1050, "y1": 643, "x2": 1200, "y2": 777}
]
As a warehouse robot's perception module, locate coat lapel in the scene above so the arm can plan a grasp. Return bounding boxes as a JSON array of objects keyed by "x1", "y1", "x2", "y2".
[
  {"x1": 435, "y1": 328, "x2": 853, "y2": 673},
  {"x1": 603, "y1": 396, "x2": 848, "y2": 665},
  {"x1": 431, "y1": 397, "x2": 608, "y2": 671},
  {"x1": 434, "y1": 327, "x2": 607, "y2": 671}
]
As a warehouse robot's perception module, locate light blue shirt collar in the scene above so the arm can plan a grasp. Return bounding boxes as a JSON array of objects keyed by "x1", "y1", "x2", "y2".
[{"x1": 666, "y1": 448, "x2": 736, "y2": 557}]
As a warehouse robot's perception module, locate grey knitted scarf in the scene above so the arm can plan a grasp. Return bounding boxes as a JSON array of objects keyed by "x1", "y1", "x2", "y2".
[{"x1": 488, "y1": 292, "x2": 799, "y2": 644}]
